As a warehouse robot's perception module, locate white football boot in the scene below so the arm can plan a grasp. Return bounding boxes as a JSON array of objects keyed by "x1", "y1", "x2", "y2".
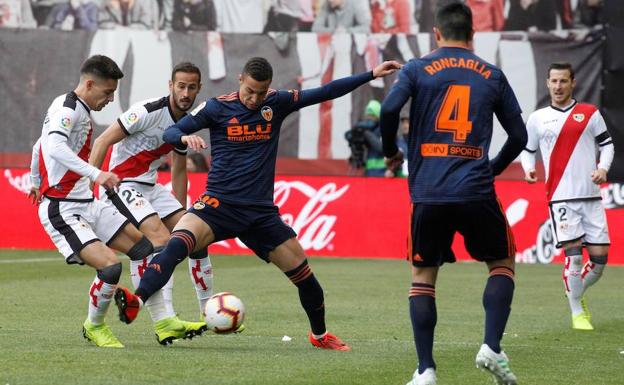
[
  {"x1": 406, "y1": 367, "x2": 436, "y2": 385},
  {"x1": 475, "y1": 344, "x2": 517, "y2": 385}
]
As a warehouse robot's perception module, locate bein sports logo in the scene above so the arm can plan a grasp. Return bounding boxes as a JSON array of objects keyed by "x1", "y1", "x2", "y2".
[{"x1": 216, "y1": 181, "x2": 349, "y2": 251}]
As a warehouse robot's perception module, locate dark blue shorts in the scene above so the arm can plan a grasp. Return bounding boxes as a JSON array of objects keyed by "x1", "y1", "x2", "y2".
[
  {"x1": 408, "y1": 197, "x2": 516, "y2": 267},
  {"x1": 188, "y1": 193, "x2": 296, "y2": 262}
]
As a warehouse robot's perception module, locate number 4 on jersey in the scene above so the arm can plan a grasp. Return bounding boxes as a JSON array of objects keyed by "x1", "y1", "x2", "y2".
[{"x1": 435, "y1": 85, "x2": 472, "y2": 142}]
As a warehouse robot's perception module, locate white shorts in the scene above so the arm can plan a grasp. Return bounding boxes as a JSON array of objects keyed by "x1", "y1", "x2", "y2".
[
  {"x1": 38, "y1": 198, "x2": 130, "y2": 263},
  {"x1": 101, "y1": 182, "x2": 184, "y2": 227},
  {"x1": 549, "y1": 199, "x2": 610, "y2": 248}
]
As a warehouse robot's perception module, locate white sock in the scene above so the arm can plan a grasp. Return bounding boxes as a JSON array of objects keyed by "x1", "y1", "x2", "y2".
[
  {"x1": 582, "y1": 261, "x2": 606, "y2": 292},
  {"x1": 188, "y1": 255, "x2": 213, "y2": 315},
  {"x1": 130, "y1": 256, "x2": 176, "y2": 322},
  {"x1": 87, "y1": 276, "x2": 116, "y2": 325},
  {"x1": 563, "y1": 254, "x2": 583, "y2": 316}
]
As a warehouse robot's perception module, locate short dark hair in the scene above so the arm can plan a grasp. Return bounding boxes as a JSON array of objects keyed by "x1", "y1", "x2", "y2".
[
  {"x1": 434, "y1": 2, "x2": 473, "y2": 42},
  {"x1": 243, "y1": 57, "x2": 273, "y2": 82},
  {"x1": 172, "y1": 62, "x2": 201, "y2": 82},
  {"x1": 548, "y1": 62, "x2": 575, "y2": 80},
  {"x1": 80, "y1": 55, "x2": 124, "y2": 80}
]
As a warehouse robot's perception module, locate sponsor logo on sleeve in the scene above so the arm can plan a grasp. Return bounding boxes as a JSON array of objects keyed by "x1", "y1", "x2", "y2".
[
  {"x1": 60, "y1": 117, "x2": 71, "y2": 129},
  {"x1": 191, "y1": 101, "x2": 206, "y2": 116},
  {"x1": 126, "y1": 112, "x2": 139, "y2": 125}
]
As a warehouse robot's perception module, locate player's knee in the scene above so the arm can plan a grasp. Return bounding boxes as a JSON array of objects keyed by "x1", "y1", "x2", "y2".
[
  {"x1": 590, "y1": 254, "x2": 608, "y2": 265},
  {"x1": 126, "y1": 236, "x2": 154, "y2": 261},
  {"x1": 97, "y1": 262, "x2": 122, "y2": 284},
  {"x1": 168, "y1": 230, "x2": 197, "y2": 258},
  {"x1": 564, "y1": 247, "x2": 583, "y2": 266},
  {"x1": 564, "y1": 245, "x2": 583, "y2": 257},
  {"x1": 139, "y1": 220, "x2": 171, "y2": 247}
]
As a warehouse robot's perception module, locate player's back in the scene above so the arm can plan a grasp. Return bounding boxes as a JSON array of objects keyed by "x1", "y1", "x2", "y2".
[{"x1": 404, "y1": 47, "x2": 521, "y2": 203}]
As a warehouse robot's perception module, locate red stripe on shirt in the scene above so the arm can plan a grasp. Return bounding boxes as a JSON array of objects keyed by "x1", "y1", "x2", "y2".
[
  {"x1": 110, "y1": 143, "x2": 174, "y2": 180},
  {"x1": 43, "y1": 126, "x2": 94, "y2": 199},
  {"x1": 545, "y1": 103, "x2": 596, "y2": 201}
]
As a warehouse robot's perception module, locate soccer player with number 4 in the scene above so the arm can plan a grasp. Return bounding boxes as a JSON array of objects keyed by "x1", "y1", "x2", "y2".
[
  {"x1": 520, "y1": 62, "x2": 614, "y2": 332},
  {"x1": 380, "y1": 3, "x2": 527, "y2": 385}
]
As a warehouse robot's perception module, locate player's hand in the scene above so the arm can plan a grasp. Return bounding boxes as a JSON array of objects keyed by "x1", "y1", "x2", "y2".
[
  {"x1": 384, "y1": 149, "x2": 404, "y2": 172},
  {"x1": 591, "y1": 168, "x2": 607, "y2": 184},
  {"x1": 181, "y1": 135, "x2": 207, "y2": 151},
  {"x1": 28, "y1": 187, "x2": 41, "y2": 205},
  {"x1": 372, "y1": 61, "x2": 402, "y2": 78},
  {"x1": 524, "y1": 169, "x2": 537, "y2": 184},
  {"x1": 384, "y1": 169, "x2": 395, "y2": 178},
  {"x1": 95, "y1": 171, "x2": 120, "y2": 191}
]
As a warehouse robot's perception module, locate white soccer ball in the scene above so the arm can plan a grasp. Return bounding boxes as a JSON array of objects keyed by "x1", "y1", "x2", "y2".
[{"x1": 204, "y1": 292, "x2": 245, "y2": 334}]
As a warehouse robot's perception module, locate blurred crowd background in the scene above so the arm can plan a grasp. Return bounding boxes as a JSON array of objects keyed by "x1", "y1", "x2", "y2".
[{"x1": 0, "y1": 0, "x2": 605, "y2": 33}]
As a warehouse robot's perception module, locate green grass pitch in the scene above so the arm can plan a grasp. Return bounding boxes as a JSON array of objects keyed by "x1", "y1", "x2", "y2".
[{"x1": 1, "y1": 250, "x2": 623, "y2": 385}]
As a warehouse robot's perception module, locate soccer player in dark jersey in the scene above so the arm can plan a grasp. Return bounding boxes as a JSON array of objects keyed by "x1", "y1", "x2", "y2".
[
  {"x1": 380, "y1": 3, "x2": 527, "y2": 385},
  {"x1": 114, "y1": 56, "x2": 401, "y2": 351}
]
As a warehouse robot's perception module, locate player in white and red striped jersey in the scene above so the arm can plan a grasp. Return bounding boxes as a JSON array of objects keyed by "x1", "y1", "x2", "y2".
[
  {"x1": 521, "y1": 62, "x2": 614, "y2": 331},
  {"x1": 29, "y1": 55, "x2": 157, "y2": 348},
  {"x1": 89, "y1": 62, "x2": 223, "y2": 341}
]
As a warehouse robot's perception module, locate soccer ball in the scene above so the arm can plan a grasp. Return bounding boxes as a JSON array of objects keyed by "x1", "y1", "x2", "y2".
[{"x1": 203, "y1": 292, "x2": 245, "y2": 334}]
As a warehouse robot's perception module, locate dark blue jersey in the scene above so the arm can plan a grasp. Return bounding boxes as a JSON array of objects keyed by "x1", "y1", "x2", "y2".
[
  {"x1": 164, "y1": 71, "x2": 374, "y2": 206},
  {"x1": 380, "y1": 47, "x2": 525, "y2": 203}
]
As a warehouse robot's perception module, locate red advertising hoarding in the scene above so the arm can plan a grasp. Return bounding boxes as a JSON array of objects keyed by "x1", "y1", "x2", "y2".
[{"x1": 2, "y1": 168, "x2": 623, "y2": 264}]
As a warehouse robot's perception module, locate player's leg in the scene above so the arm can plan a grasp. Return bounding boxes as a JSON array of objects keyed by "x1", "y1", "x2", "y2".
[
  {"x1": 580, "y1": 201, "x2": 610, "y2": 294},
  {"x1": 549, "y1": 201, "x2": 590, "y2": 329},
  {"x1": 123, "y1": 185, "x2": 209, "y2": 340},
  {"x1": 102, "y1": 191, "x2": 178, "y2": 322},
  {"x1": 267, "y1": 237, "x2": 350, "y2": 351},
  {"x1": 115, "y1": 212, "x2": 215, "y2": 324},
  {"x1": 37, "y1": 199, "x2": 124, "y2": 348},
  {"x1": 460, "y1": 199, "x2": 517, "y2": 384},
  {"x1": 405, "y1": 204, "x2": 453, "y2": 385},
  {"x1": 164, "y1": 209, "x2": 213, "y2": 317},
  {"x1": 583, "y1": 245, "x2": 608, "y2": 292},
  {"x1": 78, "y1": 241, "x2": 126, "y2": 348}
]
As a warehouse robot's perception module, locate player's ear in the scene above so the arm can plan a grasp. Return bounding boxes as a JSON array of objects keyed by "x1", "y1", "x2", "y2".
[
  {"x1": 168, "y1": 79, "x2": 173, "y2": 91},
  {"x1": 432, "y1": 27, "x2": 441, "y2": 42},
  {"x1": 238, "y1": 74, "x2": 243, "y2": 85}
]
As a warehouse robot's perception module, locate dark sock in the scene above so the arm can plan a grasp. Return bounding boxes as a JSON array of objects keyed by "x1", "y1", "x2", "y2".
[
  {"x1": 285, "y1": 260, "x2": 326, "y2": 335},
  {"x1": 409, "y1": 283, "x2": 437, "y2": 374},
  {"x1": 483, "y1": 266, "x2": 515, "y2": 354},
  {"x1": 135, "y1": 230, "x2": 194, "y2": 301}
]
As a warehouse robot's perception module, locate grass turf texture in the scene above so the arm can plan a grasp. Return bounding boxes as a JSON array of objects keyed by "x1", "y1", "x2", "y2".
[{"x1": 1, "y1": 250, "x2": 623, "y2": 385}]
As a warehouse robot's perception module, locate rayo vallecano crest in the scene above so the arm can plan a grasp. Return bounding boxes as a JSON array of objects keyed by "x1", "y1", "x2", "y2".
[
  {"x1": 261, "y1": 106, "x2": 273, "y2": 121},
  {"x1": 573, "y1": 113, "x2": 585, "y2": 122}
]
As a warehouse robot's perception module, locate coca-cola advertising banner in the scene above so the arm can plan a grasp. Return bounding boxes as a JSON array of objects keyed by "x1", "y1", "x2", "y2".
[{"x1": 2, "y1": 168, "x2": 624, "y2": 264}]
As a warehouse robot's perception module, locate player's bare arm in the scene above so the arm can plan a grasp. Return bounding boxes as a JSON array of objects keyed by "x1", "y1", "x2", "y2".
[
  {"x1": 28, "y1": 187, "x2": 41, "y2": 205},
  {"x1": 372, "y1": 61, "x2": 402, "y2": 78},
  {"x1": 89, "y1": 121, "x2": 128, "y2": 169},
  {"x1": 384, "y1": 149, "x2": 404, "y2": 171},
  {"x1": 524, "y1": 169, "x2": 537, "y2": 183},
  {"x1": 591, "y1": 168, "x2": 608, "y2": 184},
  {"x1": 170, "y1": 151, "x2": 188, "y2": 207},
  {"x1": 181, "y1": 135, "x2": 207, "y2": 151}
]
